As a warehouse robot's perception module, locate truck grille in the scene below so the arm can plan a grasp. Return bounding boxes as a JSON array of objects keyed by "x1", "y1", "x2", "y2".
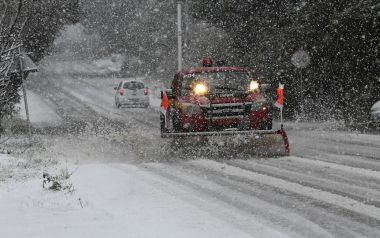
[{"x1": 203, "y1": 103, "x2": 250, "y2": 119}]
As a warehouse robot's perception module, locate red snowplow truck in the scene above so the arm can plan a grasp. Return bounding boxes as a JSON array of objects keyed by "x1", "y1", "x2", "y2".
[{"x1": 160, "y1": 60, "x2": 289, "y2": 156}]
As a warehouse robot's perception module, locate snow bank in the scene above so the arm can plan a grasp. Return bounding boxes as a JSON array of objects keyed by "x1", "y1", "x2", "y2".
[
  {"x1": 17, "y1": 90, "x2": 62, "y2": 127},
  {"x1": 0, "y1": 154, "x2": 13, "y2": 168},
  {"x1": 0, "y1": 158, "x2": 287, "y2": 238}
]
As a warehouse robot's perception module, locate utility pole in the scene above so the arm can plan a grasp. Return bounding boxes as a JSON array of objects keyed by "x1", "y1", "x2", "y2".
[{"x1": 177, "y1": 1, "x2": 183, "y2": 71}]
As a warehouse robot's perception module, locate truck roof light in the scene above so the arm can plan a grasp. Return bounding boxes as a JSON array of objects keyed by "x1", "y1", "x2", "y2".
[{"x1": 202, "y1": 57, "x2": 213, "y2": 67}]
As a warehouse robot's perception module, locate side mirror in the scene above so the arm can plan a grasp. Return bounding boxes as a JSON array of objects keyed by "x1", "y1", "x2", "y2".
[
  {"x1": 161, "y1": 88, "x2": 175, "y2": 99},
  {"x1": 166, "y1": 89, "x2": 174, "y2": 99}
]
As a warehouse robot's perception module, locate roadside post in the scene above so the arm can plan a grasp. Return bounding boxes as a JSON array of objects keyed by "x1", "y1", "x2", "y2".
[
  {"x1": 274, "y1": 83, "x2": 285, "y2": 128},
  {"x1": 291, "y1": 49, "x2": 310, "y2": 119},
  {"x1": 13, "y1": 49, "x2": 38, "y2": 139}
]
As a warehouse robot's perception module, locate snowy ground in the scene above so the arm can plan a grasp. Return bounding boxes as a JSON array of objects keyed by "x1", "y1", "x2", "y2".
[
  {"x1": 1, "y1": 72, "x2": 379, "y2": 238},
  {"x1": 1, "y1": 154, "x2": 288, "y2": 238}
]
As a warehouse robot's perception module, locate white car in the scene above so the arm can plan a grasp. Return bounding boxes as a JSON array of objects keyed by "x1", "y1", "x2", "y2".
[
  {"x1": 370, "y1": 100, "x2": 380, "y2": 123},
  {"x1": 114, "y1": 80, "x2": 150, "y2": 108}
]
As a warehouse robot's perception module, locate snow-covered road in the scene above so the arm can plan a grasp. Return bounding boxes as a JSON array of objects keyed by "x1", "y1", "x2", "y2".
[{"x1": 2, "y1": 74, "x2": 379, "y2": 238}]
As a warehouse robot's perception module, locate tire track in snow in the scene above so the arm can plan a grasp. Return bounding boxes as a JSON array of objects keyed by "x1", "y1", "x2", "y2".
[
  {"x1": 301, "y1": 144, "x2": 380, "y2": 161},
  {"x1": 289, "y1": 130, "x2": 380, "y2": 147},
  {"x1": 188, "y1": 159, "x2": 380, "y2": 221},
  {"x1": 319, "y1": 133, "x2": 380, "y2": 148},
  {"x1": 227, "y1": 160, "x2": 380, "y2": 207},
  {"x1": 168, "y1": 161, "x2": 380, "y2": 238},
  {"x1": 256, "y1": 156, "x2": 380, "y2": 191},
  {"x1": 290, "y1": 131, "x2": 380, "y2": 160},
  {"x1": 281, "y1": 156, "x2": 380, "y2": 181},
  {"x1": 144, "y1": 163, "x2": 334, "y2": 238},
  {"x1": 295, "y1": 149, "x2": 380, "y2": 171}
]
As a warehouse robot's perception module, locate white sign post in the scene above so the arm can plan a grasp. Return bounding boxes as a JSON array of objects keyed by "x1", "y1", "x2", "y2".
[
  {"x1": 291, "y1": 49, "x2": 310, "y2": 118},
  {"x1": 13, "y1": 50, "x2": 38, "y2": 139}
]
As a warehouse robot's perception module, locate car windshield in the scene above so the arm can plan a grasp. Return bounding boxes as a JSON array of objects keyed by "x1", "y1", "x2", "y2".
[
  {"x1": 182, "y1": 71, "x2": 251, "y2": 95},
  {"x1": 123, "y1": 81, "x2": 144, "y2": 90}
]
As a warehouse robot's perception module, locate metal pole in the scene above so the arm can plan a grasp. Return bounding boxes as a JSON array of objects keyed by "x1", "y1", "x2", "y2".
[
  {"x1": 299, "y1": 69, "x2": 304, "y2": 118},
  {"x1": 177, "y1": 2, "x2": 183, "y2": 71},
  {"x1": 183, "y1": 0, "x2": 189, "y2": 52},
  {"x1": 136, "y1": 49, "x2": 141, "y2": 80}
]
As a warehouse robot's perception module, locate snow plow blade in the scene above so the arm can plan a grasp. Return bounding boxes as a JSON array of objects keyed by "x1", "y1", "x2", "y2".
[{"x1": 162, "y1": 129, "x2": 290, "y2": 156}]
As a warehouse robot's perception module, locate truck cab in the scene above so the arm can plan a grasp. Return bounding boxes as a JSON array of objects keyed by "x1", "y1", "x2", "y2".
[{"x1": 160, "y1": 64, "x2": 272, "y2": 134}]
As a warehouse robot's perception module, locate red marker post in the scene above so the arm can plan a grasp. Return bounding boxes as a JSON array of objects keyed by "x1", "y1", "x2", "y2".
[
  {"x1": 274, "y1": 83, "x2": 285, "y2": 128},
  {"x1": 162, "y1": 91, "x2": 169, "y2": 111}
]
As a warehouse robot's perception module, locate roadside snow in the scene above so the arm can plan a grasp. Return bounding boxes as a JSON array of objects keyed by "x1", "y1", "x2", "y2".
[
  {"x1": 17, "y1": 90, "x2": 62, "y2": 127},
  {"x1": 0, "y1": 154, "x2": 12, "y2": 167},
  {"x1": 0, "y1": 156, "x2": 288, "y2": 238}
]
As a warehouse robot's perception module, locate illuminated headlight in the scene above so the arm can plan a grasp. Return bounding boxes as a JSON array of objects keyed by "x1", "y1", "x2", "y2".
[
  {"x1": 193, "y1": 83, "x2": 208, "y2": 95},
  {"x1": 249, "y1": 81, "x2": 260, "y2": 92},
  {"x1": 182, "y1": 103, "x2": 203, "y2": 115},
  {"x1": 251, "y1": 101, "x2": 267, "y2": 111}
]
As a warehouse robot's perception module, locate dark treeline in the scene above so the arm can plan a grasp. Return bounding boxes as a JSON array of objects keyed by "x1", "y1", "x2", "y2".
[
  {"x1": 0, "y1": 0, "x2": 79, "y2": 130},
  {"x1": 189, "y1": 1, "x2": 379, "y2": 125},
  {"x1": 22, "y1": 0, "x2": 80, "y2": 62}
]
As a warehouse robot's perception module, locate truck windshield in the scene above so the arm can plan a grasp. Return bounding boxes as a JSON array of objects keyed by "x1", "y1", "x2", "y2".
[{"x1": 181, "y1": 71, "x2": 251, "y2": 95}]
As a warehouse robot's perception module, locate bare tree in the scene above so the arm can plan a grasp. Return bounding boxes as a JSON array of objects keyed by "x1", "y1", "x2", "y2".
[
  {"x1": 0, "y1": 0, "x2": 25, "y2": 134},
  {"x1": 0, "y1": 0, "x2": 79, "y2": 135}
]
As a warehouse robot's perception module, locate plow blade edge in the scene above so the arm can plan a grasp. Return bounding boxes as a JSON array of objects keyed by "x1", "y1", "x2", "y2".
[{"x1": 162, "y1": 129, "x2": 290, "y2": 156}]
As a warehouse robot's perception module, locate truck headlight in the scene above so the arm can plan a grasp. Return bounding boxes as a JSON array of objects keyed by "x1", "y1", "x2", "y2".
[
  {"x1": 249, "y1": 80, "x2": 260, "y2": 92},
  {"x1": 182, "y1": 103, "x2": 203, "y2": 115},
  {"x1": 193, "y1": 83, "x2": 208, "y2": 95}
]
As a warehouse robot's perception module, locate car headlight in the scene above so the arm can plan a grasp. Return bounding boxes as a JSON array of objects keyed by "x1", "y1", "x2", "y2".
[
  {"x1": 182, "y1": 103, "x2": 203, "y2": 115},
  {"x1": 251, "y1": 100, "x2": 268, "y2": 111}
]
